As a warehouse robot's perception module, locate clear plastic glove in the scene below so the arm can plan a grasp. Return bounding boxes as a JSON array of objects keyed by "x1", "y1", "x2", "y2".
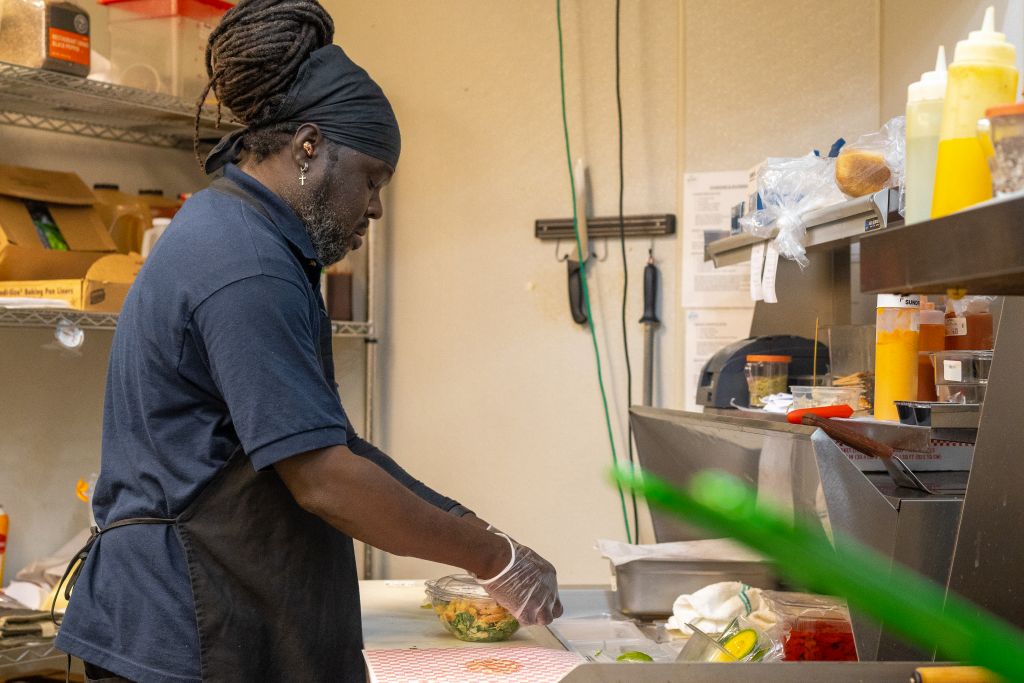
[{"x1": 476, "y1": 533, "x2": 563, "y2": 626}]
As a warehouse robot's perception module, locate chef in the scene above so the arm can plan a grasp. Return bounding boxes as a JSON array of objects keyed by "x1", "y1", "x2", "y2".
[{"x1": 55, "y1": 1, "x2": 562, "y2": 681}]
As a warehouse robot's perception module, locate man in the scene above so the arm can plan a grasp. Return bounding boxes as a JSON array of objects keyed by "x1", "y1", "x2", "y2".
[{"x1": 55, "y1": 2, "x2": 561, "y2": 681}]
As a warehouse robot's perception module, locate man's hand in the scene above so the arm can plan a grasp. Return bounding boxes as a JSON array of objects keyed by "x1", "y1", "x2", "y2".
[{"x1": 477, "y1": 534, "x2": 563, "y2": 626}]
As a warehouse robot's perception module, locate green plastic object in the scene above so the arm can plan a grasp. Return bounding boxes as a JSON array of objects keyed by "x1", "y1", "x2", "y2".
[{"x1": 610, "y1": 465, "x2": 1024, "y2": 681}]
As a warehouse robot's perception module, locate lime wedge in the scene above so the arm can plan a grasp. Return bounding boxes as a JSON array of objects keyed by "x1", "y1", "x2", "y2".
[{"x1": 616, "y1": 651, "x2": 654, "y2": 663}]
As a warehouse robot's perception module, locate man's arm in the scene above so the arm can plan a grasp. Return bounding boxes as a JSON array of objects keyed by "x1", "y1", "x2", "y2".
[
  {"x1": 275, "y1": 444, "x2": 506, "y2": 578},
  {"x1": 346, "y1": 435, "x2": 485, "y2": 523}
]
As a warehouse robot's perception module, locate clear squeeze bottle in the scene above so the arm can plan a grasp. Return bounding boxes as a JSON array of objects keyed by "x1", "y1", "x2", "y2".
[
  {"x1": 905, "y1": 46, "x2": 947, "y2": 224},
  {"x1": 931, "y1": 6, "x2": 1018, "y2": 218}
]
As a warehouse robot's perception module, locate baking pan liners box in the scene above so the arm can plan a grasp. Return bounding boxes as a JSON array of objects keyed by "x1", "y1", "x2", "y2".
[{"x1": 0, "y1": 164, "x2": 141, "y2": 312}]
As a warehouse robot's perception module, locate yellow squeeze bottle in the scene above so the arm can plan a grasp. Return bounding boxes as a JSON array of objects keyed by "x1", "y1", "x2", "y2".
[
  {"x1": 931, "y1": 6, "x2": 1018, "y2": 218},
  {"x1": 905, "y1": 46, "x2": 947, "y2": 225}
]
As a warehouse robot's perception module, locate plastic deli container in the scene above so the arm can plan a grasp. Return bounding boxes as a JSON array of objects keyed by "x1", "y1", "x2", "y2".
[
  {"x1": 102, "y1": 0, "x2": 232, "y2": 97},
  {"x1": 766, "y1": 592, "x2": 857, "y2": 662},
  {"x1": 789, "y1": 386, "x2": 862, "y2": 411},
  {"x1": 874, "y1": 294, "x2": 921, "y2": 421},
  {"x1": 424, "y1": 575, "x2": 519, "y2": 643},
  {"x1": 744, "y1": 355, "x2": 791, "y2": 407},
  {"x1": 931, "y1": 350, "x2": 992, "y2": 404},
  {"x1": 981, "y1": 101, "x2": 1024, "y2": 195}
]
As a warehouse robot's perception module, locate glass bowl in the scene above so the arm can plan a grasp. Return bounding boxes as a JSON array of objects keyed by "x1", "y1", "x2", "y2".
[{"x1": 424, "y1": 574, "x2": 519, "y2": 642}]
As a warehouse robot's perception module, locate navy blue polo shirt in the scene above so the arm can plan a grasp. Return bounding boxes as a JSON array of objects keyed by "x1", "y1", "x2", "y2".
[{"x1": 56, "y1": 165, "x2": 461, "y2": 683}]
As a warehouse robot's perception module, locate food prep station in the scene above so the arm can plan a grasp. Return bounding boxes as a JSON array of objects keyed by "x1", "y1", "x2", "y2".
[{"x1": 360, "y1": 582, "x2": 946, "y2": 682}]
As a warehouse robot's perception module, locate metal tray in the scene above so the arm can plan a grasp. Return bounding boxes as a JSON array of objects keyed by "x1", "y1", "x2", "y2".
[{"x1": 613, "y1": 559, "x2": 777, "y2": 618}]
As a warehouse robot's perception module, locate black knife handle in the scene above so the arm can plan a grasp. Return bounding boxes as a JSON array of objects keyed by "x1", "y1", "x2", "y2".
[
  {"x1": 639, "y1": 261, "x2": 659, "y2": 324},
  {"x1": 568, "y1": 260, "x2": 588, "y2": 325}
]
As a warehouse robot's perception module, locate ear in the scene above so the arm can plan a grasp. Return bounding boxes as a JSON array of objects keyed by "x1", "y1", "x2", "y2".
[{"x1": 291, "y1": 124, "x2": 324, "y2": 169}]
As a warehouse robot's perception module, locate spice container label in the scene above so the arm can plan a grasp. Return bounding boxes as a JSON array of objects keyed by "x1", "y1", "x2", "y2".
[
  {"x1": 943, "y1": 360, "x2": 963, "y2": 382},
  {"x1": 945, "y1": 316, "x2": 968, "y2": 336},
  {"x1": 47, "y1": 4, "x2": 91, "y2": 70}
]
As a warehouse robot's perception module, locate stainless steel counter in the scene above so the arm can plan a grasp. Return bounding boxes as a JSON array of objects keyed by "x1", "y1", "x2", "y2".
[{"x1": 359, "y1": 581, "x2": 947, "y2": 681}]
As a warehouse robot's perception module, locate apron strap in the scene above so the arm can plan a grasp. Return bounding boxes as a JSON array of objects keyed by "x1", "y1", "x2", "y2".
[{"x1": 52, "y1": 517, "x2": 175, "y2": 626}]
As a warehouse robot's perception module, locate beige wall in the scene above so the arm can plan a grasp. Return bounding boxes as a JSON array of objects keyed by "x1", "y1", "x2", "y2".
[
  {"x1": 685, "y1": 0, "x2": 880, "y2": 171},
  {"x1": 881, "y1": 0, "x2": 1024, "y2": 121},
  {"x1": 325, "y1": 0, "x2": 682, "y2": 584},
  {"x1": 324, "y1": 0, "x2": 883, "y2": 584}
]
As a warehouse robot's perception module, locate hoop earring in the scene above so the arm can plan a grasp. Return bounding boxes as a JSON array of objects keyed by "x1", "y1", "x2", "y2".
[{"x1": 299, "y1": 162, "x2": 309, "y2": 186}]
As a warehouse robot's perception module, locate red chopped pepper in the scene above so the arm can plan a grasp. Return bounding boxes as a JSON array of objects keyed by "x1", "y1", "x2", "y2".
[{"x1": 782, "y1": 619, "x2": 858, "y2": 661}]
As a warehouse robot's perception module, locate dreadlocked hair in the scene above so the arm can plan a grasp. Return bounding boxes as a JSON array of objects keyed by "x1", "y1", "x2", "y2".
[{"x1": 192, "y1": 0, "x2": 335, "y2": 167}]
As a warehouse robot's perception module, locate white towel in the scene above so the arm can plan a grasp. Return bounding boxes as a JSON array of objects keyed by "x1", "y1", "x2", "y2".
[{"x1": 666, "y1": 581, "x2": 778, "y2": 635}]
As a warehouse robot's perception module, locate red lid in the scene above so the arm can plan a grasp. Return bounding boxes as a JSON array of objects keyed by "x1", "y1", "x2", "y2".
[
  {"x1": 101, "y1": 0, "x2": 233, "y2": 21},
  {"x1": 746, "y1": 354, "x2": 792, "y2": 363},
  {"x1": 985, "y1": 101, "x2": 1024, "y2": 118}
]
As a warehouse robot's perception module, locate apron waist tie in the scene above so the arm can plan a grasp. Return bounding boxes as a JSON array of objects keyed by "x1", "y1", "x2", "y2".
[{"x1": 52, "y1": 517, "x2": 175, "y2": 626}]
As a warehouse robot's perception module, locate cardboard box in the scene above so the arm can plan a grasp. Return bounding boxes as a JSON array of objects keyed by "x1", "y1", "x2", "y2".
[{"x1": 0, "y1": 164, "x2": 141, "y2": 312}]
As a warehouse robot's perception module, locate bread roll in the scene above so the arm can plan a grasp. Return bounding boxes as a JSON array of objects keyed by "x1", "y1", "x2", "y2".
[{"x1": 835, "y1": 150, "x2": 891, "y2": 197}]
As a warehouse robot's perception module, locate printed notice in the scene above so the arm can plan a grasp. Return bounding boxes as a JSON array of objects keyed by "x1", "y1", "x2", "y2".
[
  {"x1": 681, "y1": 171, "x2": 753, "y2": 309},
  {"x1": 683, "y1": 308, "x2": 755, "y2": 412}
]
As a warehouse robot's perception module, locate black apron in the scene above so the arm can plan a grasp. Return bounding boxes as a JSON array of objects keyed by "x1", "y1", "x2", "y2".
[{"x1": 60, "y1": 178, "x2": 365, "y2": 682}]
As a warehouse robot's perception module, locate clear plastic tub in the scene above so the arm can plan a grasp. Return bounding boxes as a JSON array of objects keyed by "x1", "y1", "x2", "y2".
[
  {"x1": 424, "y1": 575, "x2": 519, "y2": 643},
  {"x1": 790, "y1": 386, "x2": 862, "y2": 411},
  {"x1": 676, "y1": 627, "x2": 737, "y2": 663},
  {"x1": 103, "y1": 0, "x2": 231, "y2": 97},
  {"x1": 936, "y1": 383, "x2": 987, "y2": 404},
  {"x1": 744, "y1": 355, "x2": 791, "y2": 407},
  {"x1": 931, "y1": 350, "x2": 993, "y2": 385}
]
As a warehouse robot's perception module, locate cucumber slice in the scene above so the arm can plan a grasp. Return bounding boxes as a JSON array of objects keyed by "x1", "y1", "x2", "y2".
[{"x1": 720, "y1": 629, "x2": 759, "y2": 659}]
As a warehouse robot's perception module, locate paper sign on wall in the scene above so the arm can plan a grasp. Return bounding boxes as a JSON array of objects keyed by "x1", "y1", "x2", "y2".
[
  {"x1": 683, "y1": 308, "x2": 755, "y2": 412},
  {"x1": 681, "y1": 171, "x2": 753, "y2": 309}
]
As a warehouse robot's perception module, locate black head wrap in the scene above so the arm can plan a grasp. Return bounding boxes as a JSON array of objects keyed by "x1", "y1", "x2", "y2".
[{"x1": 204, "y1": 44, "x2": 401, "y2": 174}]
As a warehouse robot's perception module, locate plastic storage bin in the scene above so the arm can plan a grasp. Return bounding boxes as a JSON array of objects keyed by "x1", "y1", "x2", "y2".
[
  {"x1": 102, "y1": 0, "x2": 231, "y2": 97},
  {"x1": 0, "y1": 0, "x2": 90, "y2": 76}
]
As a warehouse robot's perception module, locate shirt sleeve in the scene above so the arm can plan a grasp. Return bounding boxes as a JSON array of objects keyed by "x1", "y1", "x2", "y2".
[{"x1": 190, "y1": 274, "x2": 348, "y2": 470}]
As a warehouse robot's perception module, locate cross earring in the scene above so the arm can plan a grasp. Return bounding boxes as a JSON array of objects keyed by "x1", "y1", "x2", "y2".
[{"x1": 299, "y1": 162, "x2": 309, "y2": 186}]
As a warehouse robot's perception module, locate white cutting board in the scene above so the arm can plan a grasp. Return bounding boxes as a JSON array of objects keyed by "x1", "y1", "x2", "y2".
[{"x1": 364, "y1": 646, "x2": 583, "y2": 683}]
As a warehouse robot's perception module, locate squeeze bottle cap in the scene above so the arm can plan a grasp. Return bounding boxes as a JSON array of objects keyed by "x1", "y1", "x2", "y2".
[
  {"x1": 953, "y1": 6, "x2": 1016, "y2": 67},
  {"x1": 908, "y1": 45, "x2": 947, "y2": 103}
]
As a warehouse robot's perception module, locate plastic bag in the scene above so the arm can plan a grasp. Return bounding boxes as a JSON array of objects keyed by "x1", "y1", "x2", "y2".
[
  {"x1": 739, "y1": 153, "x2": 846, "y2": 267},
  {"x1": 762, "y1": 591, "x2": 857, "y2": 661},
  {"x1": 835, "y1": 116, "x2": 906, "y2": 199}
]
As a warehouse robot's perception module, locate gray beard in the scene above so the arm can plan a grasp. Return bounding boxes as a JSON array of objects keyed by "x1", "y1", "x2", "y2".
[{"x1": 297, "y1": 176, "x2": 354, "y2": 267}]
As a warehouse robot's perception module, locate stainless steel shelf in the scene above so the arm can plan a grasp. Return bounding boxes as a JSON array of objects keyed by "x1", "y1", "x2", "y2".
[
  {"x1": 861, "y1": 190, "x2": 1024, "y2": 295},
  {"x1": 705, "y1": 188, "x2": 902, "y2": 267},
  {"x1": 0, "y1": 642, "x2": 67, "y2": 678},
  {"x1": 0, "y1": 61, "x2": 240, "y2": 149},
  {"x1": 0, "y1": 308, "x2": 373, "y2": 338},
  {"x1": 0, "y1": 307, "x2": 119, "y2": 330}
]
